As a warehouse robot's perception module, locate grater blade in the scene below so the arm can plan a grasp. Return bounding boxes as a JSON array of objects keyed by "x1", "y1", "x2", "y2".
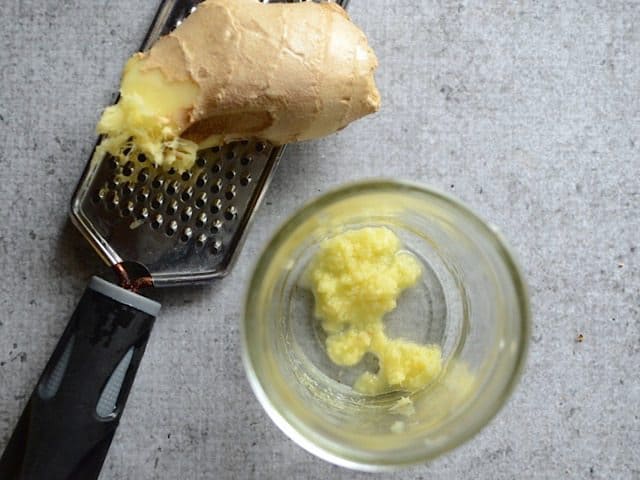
[{"x1": 70, "y1": 0, "x2": 347, "y2": 288}]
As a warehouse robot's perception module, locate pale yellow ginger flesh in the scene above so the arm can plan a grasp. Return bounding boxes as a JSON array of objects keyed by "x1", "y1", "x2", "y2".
[
  {"x1": 307, "y1": 227, "x2": 443, "y2": 395},
  {"x1": 97, "y1": 0, "x2": 380, "y2": 170}
]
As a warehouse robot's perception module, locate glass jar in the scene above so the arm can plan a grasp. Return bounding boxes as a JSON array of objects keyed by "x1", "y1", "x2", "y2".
[{"x1": 242, "y1": 180, "x2": 530, "y2": 470}]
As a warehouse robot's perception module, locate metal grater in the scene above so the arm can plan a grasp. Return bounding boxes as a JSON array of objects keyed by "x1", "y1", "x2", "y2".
[{"x1": 71, "y1": 138, "x2": 279, "y2": 286}]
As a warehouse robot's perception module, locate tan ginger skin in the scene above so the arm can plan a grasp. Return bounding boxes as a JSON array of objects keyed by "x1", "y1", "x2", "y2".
[{"x1": 98, "y1": 0, "x2": 380, "y2": 169}]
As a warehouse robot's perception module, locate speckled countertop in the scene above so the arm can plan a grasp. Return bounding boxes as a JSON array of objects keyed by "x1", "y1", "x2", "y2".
[{"x1": 0, "y1": 0, "x2": 638, "y2": 478}]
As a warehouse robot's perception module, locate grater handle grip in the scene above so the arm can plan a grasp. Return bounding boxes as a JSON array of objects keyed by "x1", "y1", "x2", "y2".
[{"x1": 0, "y1": 276, "x2": 160, "y2": 480}]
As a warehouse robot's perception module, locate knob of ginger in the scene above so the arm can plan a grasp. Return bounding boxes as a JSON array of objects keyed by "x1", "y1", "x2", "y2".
[{"x1": 97, "y1": 0, "x2": 380, "y2": 170}]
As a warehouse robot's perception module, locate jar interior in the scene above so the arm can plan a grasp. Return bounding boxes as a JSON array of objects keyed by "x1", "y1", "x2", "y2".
[{"x1": 244, "y1": 183, "x2": 528, "y2": 467}]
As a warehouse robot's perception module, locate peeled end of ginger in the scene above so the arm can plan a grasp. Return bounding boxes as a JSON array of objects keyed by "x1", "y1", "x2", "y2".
[{"x1": 96, "y1": 56, "x2": 200, "y2": 170}]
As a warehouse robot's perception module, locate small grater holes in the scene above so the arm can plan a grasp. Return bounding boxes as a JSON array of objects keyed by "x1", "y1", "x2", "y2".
[
  {"x1": 106, "y1": 191, "x2": 119, "y2": 209},
  {"x1": 240, "y1": 175, "x2": 251, "y2": 186},
  {"x1": 151, "y1": 175, "x2": 164, "y2": 189},
  {"x1": 225, "y1": 150, "x2": 235, "y2": 161},
  {"x1": 196, "y1": 156, "x2": 206, "y2": 168},
  {"x1": 240, "y1": 155, "x2": 252, "y2": 166},
  {"x1": 138, "y1": 207, "x2": 150, "y2": 221},
  {"x1": 210, "y1": 199, "x2": 222, "y2": 214},
  {"x1": 255, "y1": 142, "x2": 266, "y2": 152},
  {"x1": 137, "y1": 153, "x2": 147, "y2": 163},
  {"x1": 196, "y1": 212, "x2": 208, "y2": 228},
  {"x1": 122, "y1": 181, "x2": 135, "y2": 196},
  {"x1": 211, "y1": 163, "x2": 221, "y2": 174},
  {"x1": 166, "y1": 199, "x2": 179, "y2": 216},
  {"x1": 108, "y1": 179, "x2": 119, "y2": 190},
  {"x1": 137, "y1": 168, "x2": 150, "y2": 184},
  {"x1": 122, "y1": 161, "x2": 134, "y2": 177},
  {"x1": 225, "y1": 187, "x2": 236, "y2": 201},
  {"x1": 210, "y1": 219, "x2": 222, "y2": 234},
  {"x1": 224, "y1": 206, "x2": 237, "y2": 221},
  {"x1": 210, "y1": 240, "x2": 223, "y2": 255},
  {"x1": 108, "y1": 156, "x2": 119, "y2": 170},
  {"x1": 181, "y1": 171, "x2": 192, "y2": 181},
  {"x1": 166, "y1": 180, "x2": 180, "y2": 195},
  {"x1": 225, "y1": 170, "x2": 235, "y2": 180},
  {"x1": 151, "y1": 214, "x2": 164, "y2": 229},
  {"x1": 137, "y1": 187, "x2": 150, "y2": 203},
  {"x1": 122, "y1": 201, "x2": 135, "y2": 217},
  {"x1": 195, "y1": 193, "x2": 207, "y2": 209},
  {"x1": 167, "y1": 167, "x2": 177, "y2": 175},
  {"x1": 151, "y1": 193, "x2": 164, "y2": 210},
  {"x1": 166, "y1": 220, "x2": 178, "y2": 237},
  {"x1": 196, "y1": 234, "x2": 207, "y2": 248},
  {"x1": 181, "y1": 206, "x2": 193, "y2": 222},
  {"x1": 210, "y1": 179, "x2": 222, "y2": 193},
  {"x1": 196, "y1": 172, "x2": 208, "y2": 188},
  {"x1": 181, "y1": 187, "x2": 193, "y2": 202},
  {"x1": 180, "y1": 227, "x2": 193, "y2": 243}
]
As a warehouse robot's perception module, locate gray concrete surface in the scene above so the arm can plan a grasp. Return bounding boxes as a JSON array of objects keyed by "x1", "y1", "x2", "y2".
[{"x1": 1, "y1": 0, "x2": 639, "y2": 478}]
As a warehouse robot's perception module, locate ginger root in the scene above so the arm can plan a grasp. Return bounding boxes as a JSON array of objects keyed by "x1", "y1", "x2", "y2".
[{"x1": 97, "y1": 0, "x2": 380, "y2": 170}]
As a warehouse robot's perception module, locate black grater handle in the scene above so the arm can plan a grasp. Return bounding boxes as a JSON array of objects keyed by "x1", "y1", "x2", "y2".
[{"x1": 0, "y1": 277, "x2": 160, "y2": 480}]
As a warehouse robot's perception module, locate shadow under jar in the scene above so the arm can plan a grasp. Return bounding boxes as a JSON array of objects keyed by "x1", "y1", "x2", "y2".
[{"x1": 242, "y1": 179, "x2": 530, "y2": 470}]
